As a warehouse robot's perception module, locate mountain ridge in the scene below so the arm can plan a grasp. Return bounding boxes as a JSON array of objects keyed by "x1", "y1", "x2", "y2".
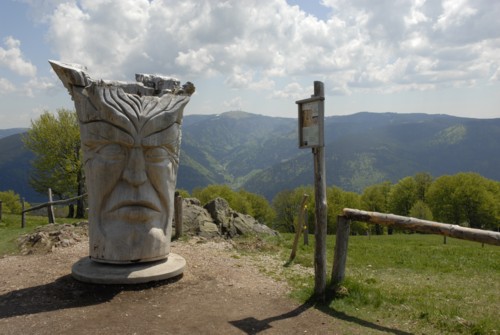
[{"x1": 1, "y1": 112, "x2": 499, "y2": 202}]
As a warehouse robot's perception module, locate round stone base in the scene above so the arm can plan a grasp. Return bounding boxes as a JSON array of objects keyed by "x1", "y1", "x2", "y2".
[{"x1": 72, "y1": 253, "x2": 186, "y2": 284}]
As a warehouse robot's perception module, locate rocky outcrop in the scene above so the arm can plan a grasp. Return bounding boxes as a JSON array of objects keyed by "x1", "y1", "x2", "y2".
[
  {"x1": 17, "y1": 222, "x2": 88, "y2": 255},
  {"x1": 180, "y1": 197, "x2": 277, "y2": 238}
]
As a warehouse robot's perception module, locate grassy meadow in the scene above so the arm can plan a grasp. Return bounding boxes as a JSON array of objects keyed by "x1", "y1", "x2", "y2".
[{"x1": 248, "y1": 233, "x2": 500, "y2": 335}]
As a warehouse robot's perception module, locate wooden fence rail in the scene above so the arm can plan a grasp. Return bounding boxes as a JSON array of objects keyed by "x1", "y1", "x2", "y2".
[
  {"x1": 343, "y1": 208, "x2": 500, "y2": 246},
  {"x1": 331, "y1": 208, "x2": 500, "y2": 289},
  {"x1": 21, "y1": 193, "x2": 87, "y2": 228}
]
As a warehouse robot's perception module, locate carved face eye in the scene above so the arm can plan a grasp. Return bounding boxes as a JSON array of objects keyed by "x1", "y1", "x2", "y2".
[
  {"x1": 144, "y1": 147, "x2": 171, "y2": 164},
  {"x1": 96, "y1": 143, "x2": 127, "y2": 161}
]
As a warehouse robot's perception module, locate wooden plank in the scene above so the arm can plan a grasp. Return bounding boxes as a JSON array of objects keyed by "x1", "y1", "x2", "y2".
[
  {"x1": 343, "y1": 208, "x2": 500, "y2": 246},
  {"x1": 331, "y1": 215, "x2": 350, "y2": 288}
]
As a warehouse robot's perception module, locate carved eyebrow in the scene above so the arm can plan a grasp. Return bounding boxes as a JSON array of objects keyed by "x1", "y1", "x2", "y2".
[
  {"x1": 142, "y1": 123, "x2": 180, "y2": 151},
  {"x1": 85, "y1": 84, "x2": 140, "y2": 134},
  {"x1": 139, "y1": 95, "x2": 188, "y2": 137},
  {"x1": 80, "y1": 121, "x2": 135, "y2": 146}
]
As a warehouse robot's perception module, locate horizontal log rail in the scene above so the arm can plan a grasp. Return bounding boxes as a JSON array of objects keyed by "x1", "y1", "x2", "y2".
[
  {"x1": 343, "y1": 208, "x2": 500, "y2": 246},
  {"x1": 22, "y1": 193, "x2": 87, "y2": 213}
]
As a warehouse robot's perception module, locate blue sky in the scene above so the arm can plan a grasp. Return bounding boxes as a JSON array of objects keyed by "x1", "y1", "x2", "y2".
[{"x1": 1, "y1": 0, "x2": 499, "y2": 129}]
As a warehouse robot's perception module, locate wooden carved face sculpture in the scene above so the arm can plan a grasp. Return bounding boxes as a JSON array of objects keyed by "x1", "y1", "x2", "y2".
[{"x1": 50, "y1": 61, "x2": 193, "y2": 263}]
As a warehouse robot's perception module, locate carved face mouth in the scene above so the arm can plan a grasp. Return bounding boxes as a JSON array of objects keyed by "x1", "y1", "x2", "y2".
[
  {"x1": 109, "y1": 200, "x2": 160, "y2": 212},
  {"x1": 106, "y1": 200, "x2": 162, "y2": 224}
]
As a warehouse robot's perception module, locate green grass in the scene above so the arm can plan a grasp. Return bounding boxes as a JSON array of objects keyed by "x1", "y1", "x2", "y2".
[
  {"x1": 0, "y1": 213, "x2": 83, "y2": 255},
  {"x1": 243, "y1": 233, "x2": 500, "y2": 335}
]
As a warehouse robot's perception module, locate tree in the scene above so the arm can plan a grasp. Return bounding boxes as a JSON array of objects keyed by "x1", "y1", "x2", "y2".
[
  {"x1": 23, "y1": 109, "x2": 85, "y2": 218},
  {"x1": 0, "y1": 190, "x2": 27, "y2": 214},
  {"x1": 427, "y1": 175, "x2": 462, "y2": 225},
  {"x1": 272, "y1": 186, "x2": 313, "y2": 233},
  {"x1": 361, "y1": 181, "x2": 392, "y2": 234},
  {"x1": 192, "y1": 184, "x2": 276, "y2": 225},
  {"x1": 414, "y1": 172, "x2": 433, "y2": 202},
  {"x1": 409, "y1": 200, "x2": 433, "y2": 221},
  {"x1": 388, "y1": 176, "x2": 418, "y2": 216},
  {"x1": 238, "y1": 189, "x2": 275, "y2": 225},
  {"x1": 427, "y1": 173, "x2": 500, "y2": 230}
]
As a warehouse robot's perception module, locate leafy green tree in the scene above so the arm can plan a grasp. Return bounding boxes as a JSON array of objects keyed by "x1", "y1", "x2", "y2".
[
  {"x1": 0, "y1": 190, "x2": 28, "y2": 214},
  {"x1": 361, "y1": 181, "x2": 392, "y2": 234},
  {"x1": 388, "y1": 176, "x2": 418, "y2": 216},
  {"x1": 192, "y1": 184, "x2": 275, "y2": 225},
  {"x1": 427, "y1": 175, "x2": 462, "y2": 225},
  {"x1": 427, "y1": 173, "x2": 500, "y2": 229},
  {"x1": 175, "y1": 189, "x2": 190, "y2": 198},
  {"x1": 23, "y1": 109, "x2": 85, "y2": 218},
  {"x1": 414, "y1": 172, "x2": 433, "y2": 201},
  {"x1": 409, "y1": 200, "x2": 433, "y2": 221},
  {"x1": 454, "y1": 173, "x2": 498, "y2": 229},
  {"x1": 238, "y1": 189, "x2": 275, "y2": 225},
  {"x1": 272, "y1": 186, "x2": 313, "y2": 233},
  {"x1": 193, "y1": 184, "x2": 249, "y2": 213}
]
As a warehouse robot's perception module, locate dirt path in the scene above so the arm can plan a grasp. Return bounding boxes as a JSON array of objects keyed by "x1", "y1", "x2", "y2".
[{"x1": 0, "y1": 236, "x2": 377, "y2": 335}]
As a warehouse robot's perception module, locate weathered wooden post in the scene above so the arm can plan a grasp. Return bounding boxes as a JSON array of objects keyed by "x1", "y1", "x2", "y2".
[
  {"x1": 287, "y1": 194, "x2": 309, "y2": 264},
  {"x1": 331, "y1": 215, "x2": 350, "y2": 288},
  {"x1": 303, "y1": 205, "x2": 309, "y2": 246},
  {"x1": 47, "y1": 188, "x2": 55, "y2": 224},
  {"x1": 21, "y1": 198, "x2": 25, "y2": 229},
  {"x1": 174, "y1": 192, "x2": 183, "y2": 239},
  {"x1": 296, "y1": 81, "x2": 327, "y2": 300}
]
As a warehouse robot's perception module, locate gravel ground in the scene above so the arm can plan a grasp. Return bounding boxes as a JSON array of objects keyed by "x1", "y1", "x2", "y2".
[{"x1": 0, "y1": 229, "x2": 360, "y2": 335}]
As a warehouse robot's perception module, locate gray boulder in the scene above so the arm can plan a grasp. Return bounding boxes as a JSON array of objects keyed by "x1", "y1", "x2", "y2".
[{"x1": 180, "y1": 197, "x2": 277, "y2": 238}]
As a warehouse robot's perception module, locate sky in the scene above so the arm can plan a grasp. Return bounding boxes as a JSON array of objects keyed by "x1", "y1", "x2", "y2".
[{"x1": 0, "y1": 0, "x2": 499, "y2": 129}]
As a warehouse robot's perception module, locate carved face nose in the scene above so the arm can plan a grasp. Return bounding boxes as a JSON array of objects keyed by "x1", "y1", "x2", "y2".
[{"x1": 122, "y1": 147, "x2": 147, "y2": 186}]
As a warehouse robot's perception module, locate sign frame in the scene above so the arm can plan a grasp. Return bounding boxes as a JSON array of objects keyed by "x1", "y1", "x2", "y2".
[{"x1": 296, "y1": 95, "x2": 325, "y2": 148}]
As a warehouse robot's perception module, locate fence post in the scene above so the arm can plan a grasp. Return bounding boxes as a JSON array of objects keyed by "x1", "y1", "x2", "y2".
[
  {"x1": 303, "y1": 207, "x2": 309, "y2": 246},
  {"x1": 47, "y1": 188, "x2": 55, "y2": 224},
  {"x1": 0, "y1": 200, "x2": 2, "y2": 221},
  {"x1": 331, "y1": 215, "x2": 350, "y2": 289},
  {"x1": 287, "y1": 194, "x2": 309, "y2": 264},
  {"x1": 21, "y1": 198, "x2": 26, "y2": 228},
  {"x1": 174, "y1": 192, "x2": 183, "y2": 239}
]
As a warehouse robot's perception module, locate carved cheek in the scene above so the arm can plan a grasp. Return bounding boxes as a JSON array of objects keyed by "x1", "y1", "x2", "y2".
[{"x1": 144, "y1": 148, "x2": 177, "y2": 197}]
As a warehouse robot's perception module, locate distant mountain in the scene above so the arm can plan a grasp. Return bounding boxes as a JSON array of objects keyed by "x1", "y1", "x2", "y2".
[
  {"x1": 243, "y1": 113, "x2": 500, "y2": 198},
  {"x1": 0, "y1": 133, "x2": 42, "y2": 202},
  {"x1": 0, "y1": 128, "x2": 28, "y2": 140},
  {"x1": 1, "y1": 112, "x2": 499, "y2": 202}
]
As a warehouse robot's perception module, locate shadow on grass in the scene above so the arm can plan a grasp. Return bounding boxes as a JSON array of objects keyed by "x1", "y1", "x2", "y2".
[
  {"x1": 0, "y1": 274, "x2": 182, "y2": 319},
  {"x1": 230, "y1": 294, "x2": 413, "y2": 335}
]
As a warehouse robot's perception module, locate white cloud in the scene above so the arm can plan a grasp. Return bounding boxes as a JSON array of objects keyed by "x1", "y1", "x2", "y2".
[
  {"x1": 29, "y1": 0, "x2": 500, "y2": 99},
  {"x1": 0, "y1": 36, "x2": 37, "y2": 77},
  {"x1": 223, "y1": 96, "x2": 244, "y2": 111},
  {"x1": 0, "y1": 77, "x2": 16, "y2": 94}
]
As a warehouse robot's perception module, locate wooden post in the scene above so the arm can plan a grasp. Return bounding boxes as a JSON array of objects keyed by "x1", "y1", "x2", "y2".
[
  {"x1": 296, "y1": 80, "x2": 327, "y2": 300},
  {"x1": 287, "y1": 194, "x2": 309, "y2": 263},
  {"x1": 21, "y1": 198, "x2": 25, "y2": 229},
  {"x1": 47, "y1": 188, "x2": 55, "y2": 224},
  {"x1": 312, "y1": 81, "x2": 327, "y2": 300},
  {"x1": 174, "y1": 192, "x2": 183, "y2": 239},
  {"x1": 331, "y1": 215, "x2": 350, "y2": 288},
  {"x1": 303, "y1": 207, "x2": 309, "y2": 246}
]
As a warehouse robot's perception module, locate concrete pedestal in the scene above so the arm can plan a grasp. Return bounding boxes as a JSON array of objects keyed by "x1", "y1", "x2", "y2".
[{"x1": 72, "y1": 253, "x2": 186, "y2": 284}]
